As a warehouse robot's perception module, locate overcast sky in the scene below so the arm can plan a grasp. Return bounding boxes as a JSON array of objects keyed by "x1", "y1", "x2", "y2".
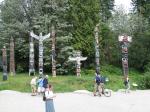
[{"x1": 115, "y1": 0, "x2": 132, "y2": 13}]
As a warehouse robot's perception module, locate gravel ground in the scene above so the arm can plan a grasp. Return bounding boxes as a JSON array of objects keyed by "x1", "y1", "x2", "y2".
[{"x1": 0, "y1": 90, "x2": 150, "y2": 112}]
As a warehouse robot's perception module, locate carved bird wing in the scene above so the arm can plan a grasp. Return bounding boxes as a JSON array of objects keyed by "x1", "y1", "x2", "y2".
[
  {"x1": 80, "y1": 57, "x2": 87, "y2": 61},
  {"x1": 30, "y1": 31, "x2": 39, "y2": 40},
  {"x1": 68, "y1": 57, "x2": 77, "y2": 61},
  {"x1": 42, "y1": 33, "x2": 50, "y2": 41}
]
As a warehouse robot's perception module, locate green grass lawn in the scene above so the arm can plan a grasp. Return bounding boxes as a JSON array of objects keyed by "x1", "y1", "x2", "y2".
[{"x1": 0, "y1": 68, "x2": 143, "y2": 93}]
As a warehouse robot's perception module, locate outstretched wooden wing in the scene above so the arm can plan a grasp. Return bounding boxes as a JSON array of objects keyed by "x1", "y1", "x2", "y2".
[
  {"x1": 42, "y1": 33, "x2": 50, "y2": 41},
  {"x1": 68, "y1": 57, "x2": 77, "y2": 61},
  {"x1": 80, "y1": 57, "x2": 87, "y2": 61},
  {"x1": 30, "y1": 31, "x2": 39, "y2": 40}
]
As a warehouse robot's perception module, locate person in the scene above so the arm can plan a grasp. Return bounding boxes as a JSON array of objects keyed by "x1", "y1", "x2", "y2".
[
  {"x1": 43, "y1": 75, "x2": 49, "y2": 91},
  {"x1": 37, "y1": 76, "x2": 44, "y2": 95},
  {"x1": 124, "y1": 76, "x2": 130, "y2": 93},
  {"x1": 44, "y1": 84, "x2": 56, "y2": 112},
  {"x1": 30, "y1": 76, "x2": 38, "y2": 96},
  {"x1": 93, "y1": 71, "x2": 104, "y2": 96}
]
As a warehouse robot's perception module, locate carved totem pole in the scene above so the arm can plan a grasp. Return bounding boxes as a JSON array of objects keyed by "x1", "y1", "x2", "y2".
[
  {"x1": 2, "y1": 46, "x2": 7, "y2": 81},
  {"x1": 29, "y1": 36, "x2": 35, "y2": 76},
  {"x1": 30, "y1": 31, "x2": 50, "y2": 76},
  {"x1": 118, "y1": 35, "x2": 132, "y2": 80},
  {"x1": 94, "y1": 24, "x2": 100, "y2": 74},
  {"x1": 9, "y1": 37, "x2": 15, "y2": 76},
  {"x1": 51, "y1": 26, "x2": 56, "y2": 77},
  {"x1": 69, "y1": 51, "x2": 87, "y2": 77}
]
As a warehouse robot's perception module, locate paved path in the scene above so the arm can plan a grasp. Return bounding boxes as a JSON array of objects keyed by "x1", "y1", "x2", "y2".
[{"x1": 0, "y1": 90, "x2": 150, "y2": 112}]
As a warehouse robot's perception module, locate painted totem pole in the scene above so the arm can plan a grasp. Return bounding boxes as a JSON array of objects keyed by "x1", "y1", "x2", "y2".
[
  {"x1": 30, "y1": 31, "x2": 50, "y2": 76},
  {"x1": 9, "y1": 37, "x2": 15, "y2": 76},
  {"x1": 94, "y1": 24, "x2": 100, "y2": 74},
  {"x1": 2, "y1": 46, "x2": 7, "y2": 81},
  {"x1": 29, "y1": 36, "x2": 35, "y2": 76},
  {"x1": 69, "y1": 51, "x2": 87, "y2": 77},
  {"x1": 51, "y1": 26, "x2": 56, "y2": 77},
  {"x1": 118, "y1": 35, "x2": 132, "y2": 80}
]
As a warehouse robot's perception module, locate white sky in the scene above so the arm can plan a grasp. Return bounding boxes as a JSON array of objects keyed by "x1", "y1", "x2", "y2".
[{"x1": 115, "y1": 0, "x2": 132, "y2": 13}]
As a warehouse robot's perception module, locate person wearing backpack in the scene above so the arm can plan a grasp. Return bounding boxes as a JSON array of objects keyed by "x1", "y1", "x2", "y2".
[
  {"x1": 43, "y1": 75, "x2": 49, "y2": 91},
  {"x1": 37, "y1": 76, "x2": 44, "y2": 95},
  {"x1": 124, "y1": 76, "x2": 130, "y2": 93},
  {"x1": 93, "y1": 70, "x2": 105, "y2": 96},
  {"x1": 93, "y1": 71, "x2": 101, "y2": 96}
]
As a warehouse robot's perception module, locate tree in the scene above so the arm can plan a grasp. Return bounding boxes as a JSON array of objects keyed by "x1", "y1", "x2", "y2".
[
  {"x1": 132, "y1": 0, "x2": 150, "y2": 22},
  {"x1": 0, "y1": 0, "x2": 73, "y2": 73}
]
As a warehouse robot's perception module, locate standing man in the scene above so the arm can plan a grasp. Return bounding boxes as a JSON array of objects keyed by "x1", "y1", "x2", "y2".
[
  {"x1": 43, "y1": 75, "x2": 49, "y2": 91},
  {"x1": 124, "y1": 76, "x2": 130, "y2": 93}
]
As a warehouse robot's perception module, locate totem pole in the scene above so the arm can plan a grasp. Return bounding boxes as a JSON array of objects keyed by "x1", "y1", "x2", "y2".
[
  {"x1": 29, "y1": 36, "x2": 35, "y2": 76},
  {"x1": 30, "y1": 31, "x2": 50, "y2": 76},
  {"x1": 51, "y1": 26, "x2": 56, "y2": 77},
  {"x1": 2, "y1": 46, "x2": 7, "y2": 81},
  {"x1": 69, "y1": 51, "x2": 87, "y2": 77},
  {"x1": 94, "y1": 24, "x2": 100, "y2": 74},
  {"x1": 118, "y1": 35, "x2": 132, "y2": 80},
  {"x1": 9, "y1": 37, "x2": 15, "y2": 76}
]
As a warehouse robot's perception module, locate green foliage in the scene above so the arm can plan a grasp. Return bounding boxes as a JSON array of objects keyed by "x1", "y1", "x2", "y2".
[
  {"x1": 100, "y1": 0, "x2": 114, "y2": 22},
  {"x1": 0, "y1": 66, "x2": 143, "y2": 92},
  {"x1": 138, "y1": 72, "x2": 150, "y2": 89},
  {"x1": 1, "y1": 0, "x2": 150, "y2": 74},
  {"x1": 68, "y1": 0, "x2": 100, "y2": 57},
  {"x1": 132, "y1": 0, "x2": 150, "y2": 22}
]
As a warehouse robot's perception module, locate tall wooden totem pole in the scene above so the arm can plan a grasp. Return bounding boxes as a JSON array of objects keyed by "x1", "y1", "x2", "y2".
[
  {"x1": 51, "y1": 26, "x2": 56, "y2": 77},
  {"x1": 118, "y1": 35, "x2": 132, "y2": 80},
  {"x1": 69, "y1": 51, "x2": 87, "y2": 77},
  {"x1": 2, "y1": 46, "x2": 7, "y2": 81},
  {"x1": 94, "y1": 24, "x2": 100, "y2": 74},
  {"x1": 29, "y1": 36, "x2": 35, "y2": 76},
  {"x1": 10, "y1": 37, "x2": 15, "y2": 76},
  {"x1": 30, "y1": 31, "x2": 50, "y2": 76}
]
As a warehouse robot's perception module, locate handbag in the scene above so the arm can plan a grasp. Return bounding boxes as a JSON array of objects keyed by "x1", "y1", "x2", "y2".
[{"x1": 43, "y1": 93, "x2": 46, "y2": 101}]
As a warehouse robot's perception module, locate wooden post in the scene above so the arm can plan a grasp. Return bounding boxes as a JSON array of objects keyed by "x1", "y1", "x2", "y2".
[
  {"x1": 2, "y1": 46, "x2": 7, "y2": 81},
  {"x1": 30, "y1": 31, "x2": 50, "y2": 76},
  {"x1": 69, "y1": 51, "x2": 87, "y2": 77},
  {"x1": 51, "y1": 26, "x2": 56, "y2": 77},
  {"x1": 29, "y1": 36, "x2": 35, "y2": 76},
  {"x1": 94, "y1": 24, "x2": 100, "y2": 74},
  {"x1": 10, "y1": 37, "x2": 15, "y2": 76},
  {"x1": 118, "y1": 35, "x2": 132, "y2": 80}
]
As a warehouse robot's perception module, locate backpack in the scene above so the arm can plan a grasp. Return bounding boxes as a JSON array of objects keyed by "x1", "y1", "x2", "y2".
[{"x1": 96, "y1": 75, "x2": 101, "y2": 84}]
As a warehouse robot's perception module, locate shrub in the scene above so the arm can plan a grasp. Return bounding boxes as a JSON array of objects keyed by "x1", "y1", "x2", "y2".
[{"x1": 138, "y1": 72, "x2": 150, "y2": 89}]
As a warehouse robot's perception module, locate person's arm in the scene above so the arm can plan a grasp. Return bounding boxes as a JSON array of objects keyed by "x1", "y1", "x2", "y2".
[{"x1": 45, "y1": 91, "x2": 56, "y2": 99}]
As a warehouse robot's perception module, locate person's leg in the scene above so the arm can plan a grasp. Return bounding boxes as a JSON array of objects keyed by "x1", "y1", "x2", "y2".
[
  {"x1": 33, "y1": 85, "x2": 37, "y2": 95},
  {"x1": 98, "y1": 84, "x2": 102, "y2": 96},
  {"x1": 31, "y1": 85, "x2": 34, "y2": 96},
  {"x1": 126, "y1": 83, "x2": 130, "y2": 93},
  {"x1": 101, "y1": 83, "x2": 104, "y2": 94},
  {"x1": 93, "y1": 84, "x2": 97, "y2": 96}
]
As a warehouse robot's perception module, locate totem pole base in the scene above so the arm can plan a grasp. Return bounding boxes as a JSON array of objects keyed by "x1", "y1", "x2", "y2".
[
  {"x1": 52, "y1": 71, "x2": 56, "y2": 77},
  {"x1": 10, "y1": 72, "x2": 15, "y2": 76},
  {"x1": 3, "y1": 75, "x2": 7, "y2": 81},
  {"x1": 29, "y1": 70, "x2": 35, "y2": 76}
]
